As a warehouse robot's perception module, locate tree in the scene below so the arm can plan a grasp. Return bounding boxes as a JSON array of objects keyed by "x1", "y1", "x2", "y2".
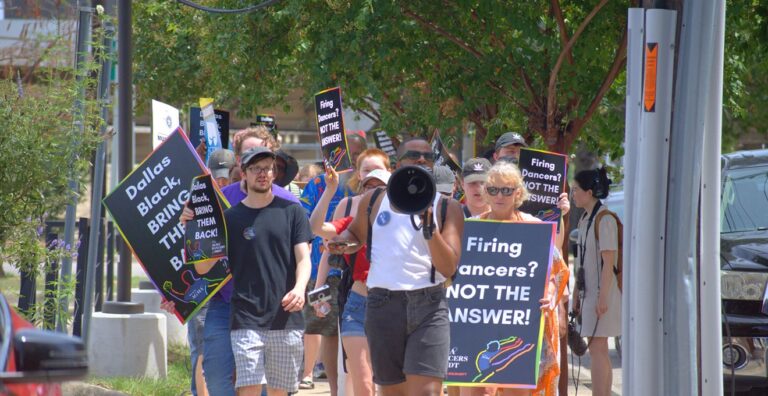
[
  {"x1": 134, "y1": 1, "x2": 630, "y2": 155},
  {"x1": 134, "y1": 1, "x2": 765, "y2": 157}
]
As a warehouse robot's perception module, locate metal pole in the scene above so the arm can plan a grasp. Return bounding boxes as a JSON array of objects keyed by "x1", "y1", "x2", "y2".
[
  {"x1": 663, "y1": 0, "x2": 719, "y2": 393},
  {"x1": 81, "y1": 0, "x2": 114, "y2": 342},
  {"x1": 622, "y1": 9, "x2": 645, "y2": 395},
  {"x1": 116, "y1": 0, "x2": 133, "y2": 303},
  {"x1": 56, "y1": 0, "x2": 93, "y2": 333},
  {"x1": 699, "y1": 1, "x2": 725, "y2": 394},
  {"x1": 628, "y1": 9, "x2": 676, "y2": 395}
]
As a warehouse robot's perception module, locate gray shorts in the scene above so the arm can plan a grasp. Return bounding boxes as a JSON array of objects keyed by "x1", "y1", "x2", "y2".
[
  {"x1": 364, "y1": 285, "x2": 450, "y2": 385},
  {"x1": 230, "y1": 328, "x2": 303, "y2": 392}
]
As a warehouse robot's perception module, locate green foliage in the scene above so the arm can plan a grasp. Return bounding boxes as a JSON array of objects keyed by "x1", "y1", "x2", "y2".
[
  {"x1": 134, "y1": 1, "x2": 629, "y2": 154},
  {"x1": 134, "y1": 1, "x2": 765, "y2": 157},
  {"x1": 723, "y1": 1, "x2": 768, "y2": 151},
  {"x1": 0, "y1": 15, "x2": 106, "y2": 329}
]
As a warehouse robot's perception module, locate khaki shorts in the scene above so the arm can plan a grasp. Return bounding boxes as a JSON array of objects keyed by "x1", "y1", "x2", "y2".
[{"x1": 303, "y1": 277, "x2": 340, "y2": 336}]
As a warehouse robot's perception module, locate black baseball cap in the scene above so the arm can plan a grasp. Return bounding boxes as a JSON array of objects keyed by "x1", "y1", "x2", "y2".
[
  {"x1": 240, "y1": 146, "x2": 275, "y2": 167},
  {"x1": 462, "y1": 158, "x2": 492, "y2": 183},
  {"x1": 495, "y1": 132, "x2": 528, "y2": 150}
]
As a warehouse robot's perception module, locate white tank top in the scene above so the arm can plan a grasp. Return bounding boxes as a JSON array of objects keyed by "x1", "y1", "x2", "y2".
[{"x1": 368, "y1": 193, "x2": 445, "y2": 290}]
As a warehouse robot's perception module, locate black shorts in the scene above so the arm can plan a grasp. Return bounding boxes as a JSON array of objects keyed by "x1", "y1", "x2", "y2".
[{"x1": 364, "y1": 284, "x2": 450, "y2": 385}]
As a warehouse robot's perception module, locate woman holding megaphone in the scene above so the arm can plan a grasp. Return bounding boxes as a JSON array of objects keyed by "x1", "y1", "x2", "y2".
[
  {"x1": 462, "y1": 162, "x2": 569, "y2": 396},
  {"x1": 309, "y1": 148, "x2": 391, "y2": 396}
]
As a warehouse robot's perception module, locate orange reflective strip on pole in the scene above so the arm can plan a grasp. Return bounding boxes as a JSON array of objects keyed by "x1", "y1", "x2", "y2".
[{"x1": 643, "y1": 43, "x2": 658, "y2": 112}]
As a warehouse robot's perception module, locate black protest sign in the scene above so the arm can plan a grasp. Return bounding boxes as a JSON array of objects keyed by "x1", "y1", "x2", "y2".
[
  {"x1": 103, "y1": 129, "x2": 232, "y2": 323},
  {"x1": 431, "y1": 130, "x2": 462, "y2": 175},
  {"x1": 188, "y1": 107, "x2": 230, "y2": 150},
  {"x1": 446, "y1": 220, "x2": 555, "y2": 388},
  {"x1": 373, "y1": 130, "x2": 397, "y2": 158},
  {"x1": 184, "y1": 174, "x2": 228, "y2": 265},
  {"x1": 252, "y1": 114, "x2": 277, "y2": 138},
  {"x1": 518, "y1": 148, "x2": 567, "y2": 229},
  {"x1": 314, "y1": 87, "x2": 352, "y2": 172}
]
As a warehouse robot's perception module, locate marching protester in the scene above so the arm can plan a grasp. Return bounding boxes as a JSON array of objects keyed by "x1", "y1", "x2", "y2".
[
  {"x1": 173, "y1": 126, "x2": 299, "y2": 396},
  {"x1": 163, "y1": 147, "x2": 236, "y2": 396},
  {"x1": 208, "y1": 148, "x2": 236, "y2": 188},
  {"x1": 434, "y1": 164, "x2": 457, "y2": 197},
  {"x1": 310, "y1": 148, "x2": 392, "y2": 396},
  {"x1": 298, "y1": 132, "x2": 367, "y2": 393},
  {"x1": 571, "y1": 168, "x2": 621, "y2": 396},
  {"x1": 460, "y1": 158, "x2": 492, "y2": 218},
  {"x1": 226, "y1": 146, "x2": 312, "y2": 396},
  {"x1": 493, "y1": 132, "x2": 527, "y2": 163},
  {"x1": 187, "y1": 148, "x2": 235, "y2": 396},
  {"x1": 331, "y1": 136, "x2": 464, "y2": 396},
  {"x1": 465, "y1": 162, "x2": 570, "y2": 396}
]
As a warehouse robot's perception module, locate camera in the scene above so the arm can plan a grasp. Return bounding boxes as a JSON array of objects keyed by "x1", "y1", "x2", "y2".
[{"x1": 307, "y1": 284, "x2": 332, "y2": 307}]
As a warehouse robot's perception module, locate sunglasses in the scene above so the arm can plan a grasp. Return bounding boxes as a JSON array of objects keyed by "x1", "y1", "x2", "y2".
[
  {"x1": 399, "y1": 150, "x2": 436, "y2": 162},
  {"x1": 486, "y1": 186, "x2": 516, "y2": 196}
]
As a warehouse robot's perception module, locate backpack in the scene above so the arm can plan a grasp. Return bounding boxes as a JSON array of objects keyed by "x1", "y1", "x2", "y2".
[{"x1": 594, "y1": 210, "x2": 623, "y2": 293}]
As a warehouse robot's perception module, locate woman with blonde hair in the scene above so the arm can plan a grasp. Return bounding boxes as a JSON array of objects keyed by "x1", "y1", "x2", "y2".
[
  {"x1": 462, "y1": 162, "x2": 569, "y2": 396},
  {"x1": 309, "y1": 148, "x2": 392, "y2": 396}
]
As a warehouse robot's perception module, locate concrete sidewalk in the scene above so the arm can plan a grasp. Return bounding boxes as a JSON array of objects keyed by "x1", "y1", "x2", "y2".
[{"x1": 294, "y1": 348, "x2": 623, "y2": 396}]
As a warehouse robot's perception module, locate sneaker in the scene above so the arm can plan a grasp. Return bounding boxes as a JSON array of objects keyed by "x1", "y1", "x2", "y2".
[
  {"x1": 299, "y1": 376, "x2": 314, "y2": 390},
  {"x1": 313, "y1": 362, "x2": 327, "y2": 379}
]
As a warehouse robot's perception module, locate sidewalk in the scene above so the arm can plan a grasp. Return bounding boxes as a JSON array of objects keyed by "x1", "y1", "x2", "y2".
[{"x1": 294, "y1": 349, "x2": 623, "y2": 396}]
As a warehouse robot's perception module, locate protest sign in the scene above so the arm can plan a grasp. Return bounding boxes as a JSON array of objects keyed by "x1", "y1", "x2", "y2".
[
  {"x1": 199, "y1": 98, "x2": 222, "y2": 164},
  {"x1": 184, "y1": 174, "x2": 228, "y2": 265},
  {"x1": 103, "y1": 129, "x2": 231, "y2": 323},
  {"x1": 151, "y1": 99, "x2": 179, "y2": 149},
  {"x1": 431, "y1": 130, "x2": 462, "y2": 175},
  {"x1": 518, "y1": 148, "x2": 567, "y2": 229},
  {"x1": 252, "y1": 114, "x2": 277, "y2": 138},
  {"x1": 188, "y1": 106, "x2": 230, "y2": 153},
  {"x1": 373, "y1": 130, "x2": 397, "y2": 158},
  {"x1": 314, "y1": 87, "x2": 352, "y2": 172},
  {"x1": 446, "y1": 220, "x2": 555, "y2": 388}
]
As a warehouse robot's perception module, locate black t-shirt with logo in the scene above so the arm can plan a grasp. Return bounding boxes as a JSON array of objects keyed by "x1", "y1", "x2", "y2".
[{"x1": 225, "y1": 197, "x2": 313, "y2": 331}]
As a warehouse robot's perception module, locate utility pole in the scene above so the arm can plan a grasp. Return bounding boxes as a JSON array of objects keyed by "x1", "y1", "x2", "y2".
[{"x1": 101, "y1": 0, "x2": 142, "y2": 315}]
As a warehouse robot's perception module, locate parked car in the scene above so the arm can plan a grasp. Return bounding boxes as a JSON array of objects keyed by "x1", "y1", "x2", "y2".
[
  {"x1": 0, "y1": 293, "x2": 88, "y2": 396},
  {"x1": 720, "y1": 149, "x2": 768, "y2": 393}
]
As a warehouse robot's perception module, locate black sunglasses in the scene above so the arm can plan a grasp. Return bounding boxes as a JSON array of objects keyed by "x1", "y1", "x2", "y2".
[
  {"x1": 399, "y1": 150, "x2": 436, "y2": 162},
  {"x1": 486, "y1": 186, "x2": 516, "y2": 196}
]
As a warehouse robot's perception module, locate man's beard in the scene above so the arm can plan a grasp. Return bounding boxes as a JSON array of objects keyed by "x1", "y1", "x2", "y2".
[{"x1": 248, "y1": 182, "x2": 270, "y2": 194}]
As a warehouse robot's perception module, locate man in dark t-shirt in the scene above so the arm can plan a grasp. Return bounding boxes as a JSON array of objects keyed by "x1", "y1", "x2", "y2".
[{"x1": 226, "y1": 146, "x2": 312, "y2": 396}]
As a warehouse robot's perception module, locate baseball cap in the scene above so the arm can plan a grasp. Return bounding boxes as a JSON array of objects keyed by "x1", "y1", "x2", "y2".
[
  {"x1": 462, "y1": 157, "x2": 492, "y2": 183},
  {"x1": 433, "y1": 165, "x2": 455, "y2": 195},
  {"x1": 207, "y1": 149, "x2": 236, "y2": 179},
  {"x1": 495, "y1": 132, "x2": 528, "y2": 150},
  {"x1": 240, "y1": 146, "x2": 275, "y2": 168},
  {"x1": 361, "y1": 169, "x2": 391, "y2": 186}
]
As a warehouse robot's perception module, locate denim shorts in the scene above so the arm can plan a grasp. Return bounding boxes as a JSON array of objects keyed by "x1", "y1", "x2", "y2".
[
  {"x1": 340, "y1": 290, "x2": 367, "y2": 337},
  {"x1": 364, "y1": 284, "x2": 450, "y2": 385}
]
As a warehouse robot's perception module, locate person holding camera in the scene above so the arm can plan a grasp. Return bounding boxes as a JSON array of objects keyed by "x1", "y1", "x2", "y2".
[
  {"x1": 309, "y1": 148, "x2": 392, "y2": 396},
  {"x1": 571, "y1": 168, "x2": 620, "y2": 396},
  {"x1": 330, "y1": 136, "x2": 464, "y2": 396}
]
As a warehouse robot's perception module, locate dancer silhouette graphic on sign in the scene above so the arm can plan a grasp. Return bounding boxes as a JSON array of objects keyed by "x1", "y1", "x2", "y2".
[{"x1": 472, "y1": 336, "x2": 535, "y2": 383}]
